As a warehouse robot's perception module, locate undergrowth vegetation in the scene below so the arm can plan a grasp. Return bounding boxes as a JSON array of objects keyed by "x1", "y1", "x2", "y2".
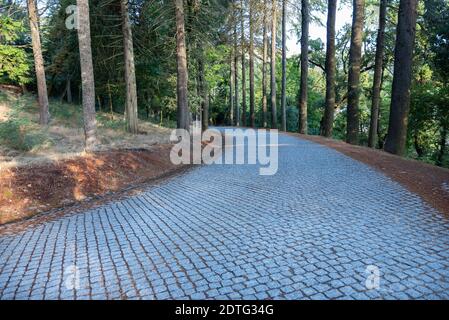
[{"x1": 0, "y1": 91, "x2": 171, "y2": 157}]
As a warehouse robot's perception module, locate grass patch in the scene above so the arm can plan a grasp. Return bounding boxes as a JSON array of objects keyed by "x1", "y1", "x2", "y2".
[
  {"x1": 0, "y1": 91, "x2": 172, "y2": 156},
  {"x1": 0, "y1": 118, "x2": 53, "y2": 151},
  {"x1": 49, "y1": 101, "x2": 83, "y2": 127},
  {"x1": 96, "y1": 113, "x2": 126, "y2": 131}
]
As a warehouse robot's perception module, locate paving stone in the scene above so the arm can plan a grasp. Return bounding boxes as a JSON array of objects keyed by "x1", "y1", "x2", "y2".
[{"x1": 0, "y1": 131, "x2": 448, "y2": 300}]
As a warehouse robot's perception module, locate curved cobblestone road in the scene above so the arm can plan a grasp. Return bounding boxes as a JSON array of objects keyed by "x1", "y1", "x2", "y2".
[{"x1": 0, "y1": 132, "x2": 448, "y2": 300}]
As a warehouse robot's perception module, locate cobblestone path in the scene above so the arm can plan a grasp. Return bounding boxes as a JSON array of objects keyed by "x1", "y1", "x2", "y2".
[{"x1": 0, "y1": 131, "x2": 448, "y2": 300}]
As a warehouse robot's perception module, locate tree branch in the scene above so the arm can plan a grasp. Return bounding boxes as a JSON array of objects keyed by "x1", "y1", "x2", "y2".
[
  {"x1": 309, "y1": 59, "x2": 325, "y2": 72},
  {"x1": 361, "y1": 64, "x2": 375, "y2": 73}
]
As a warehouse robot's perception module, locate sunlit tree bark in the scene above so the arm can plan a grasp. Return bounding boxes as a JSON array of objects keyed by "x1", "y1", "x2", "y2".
[
  {"x1": 270, "y1": 0, "x2": 278, "y2": 129},
  {"x1": 262, "y1": 0, "x2": 269, "y2": 128},
  {"x1": 346, "y1": 0, "x2": 365, "y2": 144},
  {"x1": 27, "y1": 0, "x2": 49, "y2": 125},
  {"x1": 121, "y1": 0, "x2": 139, "y2": 134},
  {"x1": 76, "y1": 0, "x2": 98, "y2": 151},
  {"x1": 175, "y1": 0, "x2": 190, "y2": 130},
  {"x1": 241, "y1": 0, "x2": 247, "y2": 126},
  {"x1": 234, "y1": 3, "x2": 240, "y2": 126},
  {"x1": 281, "y1": 0, "x2": 287, "y2": 132},
  {"x1": 249, "y1": 0, "x2": 256, "y2": 128},
  {"x1": 368, "y1": 0, "x2": 387, "y2": 148},
  {"x1": 322, "y1": 0, "x2": 337, "y2": 138},
  {"x1": 298, "y1": 0, "x2": 309, "y2": 134}
]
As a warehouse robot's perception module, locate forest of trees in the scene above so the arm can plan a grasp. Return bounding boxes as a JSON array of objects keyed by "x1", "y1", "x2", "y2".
[{"x1": 0, "y1": 0, "x2": 448, "y2": 166}]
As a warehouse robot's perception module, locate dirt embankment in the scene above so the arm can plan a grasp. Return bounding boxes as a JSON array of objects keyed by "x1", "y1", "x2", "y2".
[
  {"x1": 0, "y1": 145, "x2": 187, "y2": 226},
  {"x1": 294, "y1": 133, "x2": 449, "y2": 218}
]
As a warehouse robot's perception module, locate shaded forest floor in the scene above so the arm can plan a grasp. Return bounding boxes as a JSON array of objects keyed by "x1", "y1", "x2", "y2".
[
  {"x1": 294, "y1": 133, "x2": 449, "y2": 218},
  {"x1": 0, "y1": 90, "x2": 183, "y2": 225}
]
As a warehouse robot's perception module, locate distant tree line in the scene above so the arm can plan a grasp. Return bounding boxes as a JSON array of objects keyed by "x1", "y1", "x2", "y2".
[{"x1": 0, "y1": 0, "x2": 448, "y2": 166}]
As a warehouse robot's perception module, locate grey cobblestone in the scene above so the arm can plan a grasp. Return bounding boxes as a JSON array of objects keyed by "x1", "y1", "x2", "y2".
[{"x1": 0, "y1": 131, "x2": 448, "y2": 300}]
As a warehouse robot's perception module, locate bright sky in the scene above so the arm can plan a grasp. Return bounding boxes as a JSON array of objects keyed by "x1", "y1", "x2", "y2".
[{"x1": 287, "y1": 6, "x2": 353, "y2": 57}]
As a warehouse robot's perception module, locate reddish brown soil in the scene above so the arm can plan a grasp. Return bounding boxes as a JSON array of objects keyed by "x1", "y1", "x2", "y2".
[
  {"x1": 292, "y1": 133, "x2": 449, "y2": 218},
  {"x1": 0, "y1": 145, "x2": 187, "y2": 225}
]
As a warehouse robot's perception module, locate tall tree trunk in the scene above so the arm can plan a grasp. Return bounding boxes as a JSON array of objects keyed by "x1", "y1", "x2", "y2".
[
  {"x1": 229, "y1": 13, "x2": 234, "y2": 126},
  {"x1": 413, "y1": 130, "x2": 424, "y2": 158},
  {"x1": 202, "y1": 91, "x2": 209, "y2": 131},
  {"x1": 108, "y1": 82, "x2": 114, "y2": 120},
  {"x1": 76, "y1": 0, "x2": 97, "y2": 151},
  {"x1": 240, "y1": 0, "x2": 247, "y2": 127},
  {"x1": 175, "y1": 0, "x2": 190, "y2": 130},
  {"x1": 121, "y1": 0, "x2": 139, "y2": 134},
  {"x1": 66, "y1": 76, "x2": 72, "y2": 104},
  {"x1": 376, "y1": 100, "x2": 383, "y2": 147},
  {"x1": 322, "y1": 0, "x2": 337, "y2": 137},
  {"x1": 262, "y1": 0, "x2": 269, "y2": 128},
  {"x1": 298, "y1": 0, "x2": 309, "y2": 134},
  {"x1": 281, "y1": 0, "x2": 287, "y2": 132},
  {"x1": 230, "y1": 49, "x2": 235, "y2": 125},
  {"x1": 437, "y1": 125, "x2": 447, "y2": 166},
  {"x1": 270, "y1": 0, "x2": 278, "y2": 129},
  {"x1": 384, "y1": 0, "x2": 418, "y2": 155},
  {"x1": 145, "y1": 92, "x2": 150, "y2": 120},
  {"x1": 234, "y1": 4, "x2": 240, "y2": 127},
  {"x1": 249, "y1": 0, "x2": 255, "y2": 128},
  {"x1": 346, "y1": 0, "x2": 365, "y2": 145},
  {"x1": 97, "y1": 95, "x2": 102, "y2": 112},
  {"x1": 198, "y1": 50, "x2": 209, "y2": 131},
  {"x1": 368, "y1": 0, "x2": 387, "y2": 148},
  {"x1": 27, "y1": 0, "x2": 49, "y2": 125}
]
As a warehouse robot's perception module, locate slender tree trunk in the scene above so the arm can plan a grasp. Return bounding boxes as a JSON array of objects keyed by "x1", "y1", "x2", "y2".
[
  {"x1": 281, "y1": 0, "x2": 287, "y2": 132},
  {"x1": 240, "y1": 0, "x2": 247, "y2": 127},
  {"x1": 145, "y1": 92, "x2": 150, "y2": 120},
  {"x1": 270, "y1": 0, "x2": 278, "y2": 129},
  {"x1": 298, "y1": 0, "x2": 309, "y2": 134},
  {"x1": 66, "y1": 76, "x2": 72, "y2": 104},
  {"x1": 97, "y1": 95, "x2": 102, "y2": 112},
  {"x1": 234, "y1": 4, "x2": 240, "y2": 127},
  {"x1": 368, "y1": 0, "x2": 387, "y2": 148},
  {"x1": 346, "y1": 0, "x2": 365, "y2": 145},
  {"x1": 108, "y1": 82, "x2": 114, "y2": 120},
  {"x1": 229, "y1": 13, "x2": 234, "y2": 125},
  {"x1": 437, "y1": 125, "x2": 447, "y2": 166},
  {"x1": 262, "y1": 0, "x2": 269, "y2": 128},
  {"x1": 202, "y1": 91, "x2": 209, "y2": 131},
  {"x1": 376, "y1": 99, "x2": 383, "y2": 146},
  {"x1": 198, "y1": 50, "x2": 209, "y2": 131},
  {"x1": 384, "y1": 0, "x2": 418, "y2": 155},
  {"x1": 230, "y1": 49, "x2": 235, "y2": 125},
  {"x1": 175, "y1": 0, "x2": 190, "y2": 130},
  {"x1": 121, "y1": 0, "x2": 139, "y2": 134},
  {"x1": 413, "y1": 130, "x2": 424, "y2": 158},
  {"x1": 76, "y1": 0, "x2": 97, "y2": 151},
  {"x1": 27, "y1": 0, "x2": 49, "y2": 125},
  {"x1": 249, "y1": 0, "x2": 255, "y2": 128},
  {"x1": 323, "y1": 0, "x2": 337, "y2": 137}
]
